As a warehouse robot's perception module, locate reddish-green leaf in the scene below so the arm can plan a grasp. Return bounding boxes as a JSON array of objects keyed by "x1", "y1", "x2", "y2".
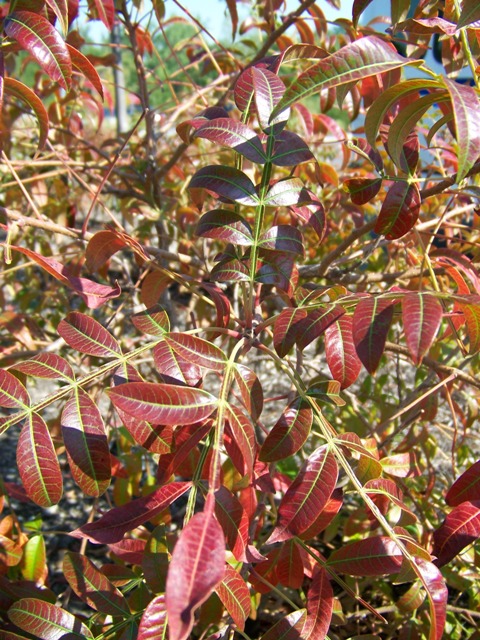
[
  {"x1": 87, "y1": 0, "x2": 115, "y2": 29},
  {"x1": 443, "y1": 78, "x2": 480, "y2": 182},
  {"x1": 402, "y1": 293, "x2": 443, "y2": 364},
  {"x1": 119, "y1": 410, "x2": 173, "y2": 454},
  {"x1": 446, "y1": 460, "x2": 480, "y2": 506},
  {"x1": 138, "y1": 595, "x2": 167, "y2": 640},
  {"x1": 153, "y1": 341, "x2": 202, "y2": 386},
  {"x1": 196, "y1": 209, "x2": 253, "y2": 245},
  {"x1": 457, "y1": 0, "x2": 480, "y2": 28},
  {"x1": 189, "y1": 165, "x2": 258, "y2": 205},
  {"x1": 381, "y1": 451, "x2": 421, "y2": 478},
  {"x1": 414, "y1": 558, "x2": 448, "y2": 640},
  {"x1": 273, "y1": 307, "x2": 308, "y2": 357},
  {"x1": 8, "y1": 598, "x2": 93, "y2": 639},
  {"x1": 193, "y1": 118, "x2": 266, "y2": 163},
  {"x1": 17, "y1": 413, "x2": 62, "y2": 507},
  {"x1": 459, "y1": 303, "x2": 480, "y2": 353},
  {"x1": 166, "y1": 509, "x2": 225, "y2": 640},
  {"x1": 58, "y1": 311, "x2": 121, "y2": 358},
  {"x1": 225, "y1": 404, "x2": 257, "y2": 477},
  {"x1": 271, "y1": 130, "x2": 313, "y2": 166},
  {"x1": 268, "y1": 446, "x2": 338, "y2": 543},
  {"x1": 63, "y1": 552, "x2": 130, "y2": 615},
  {"x1": 131, "y1": 305, "x2": 170, "y2": 336},
  {"x1": 263, "y1": 178, "x2": 308, "y2": 207},
  {"x1": 215, "y1": 565, "x2": 251, "y2": 631},
  {"x1": 233, "y1": 364, "x2": 263, "y2": 421},
  {"x1": 302, "y1": 567, "x2": 334, "y2": 640},
  {"x1": 327, "y1": 536, "x2": 403, "y2": 576},
  {"x1": 352, "y1": 296, "x2": 395, "y2": 373},
  {"x1": 5, "y1": 11, "x2": 72, "y2": 90},
  {"x1": 260, "y1": 609, "x2": 307, "y2": 640},
  {"x1": 13, "y1": 353, "x2": 74, "y2": 380},
  {"x1": 325, "y1": 315, "x2": 362, "y2": 389},
  {"x1": 4, "y1": 77, "x2": 49, "y2": 149},
  {"x1": 344, "y1": 177, "x2": 382, "y2": 205},
  {"x1": 298, "y1": 489, "x2": 343, "y2": 540},
  {"x1": 66, "y1": 43, "x2": 104, "y2": 98},
  {"x1": 0, "y1": 369, "x2": 29, "y2": 409},
  {"x1": 72, "y1": 482, "x2": 191, "y2": 543},
  {"x1": 20, "y1": 534, "x2": 47, "y2": 584},
  {"x1": 277, "y1": 540, "x2": 305, "y2": 589},
  {"x1": 260, "y1": 398, "x2": 313, "y2": 462},
  {"x1": 61, "y1": 389, "x2": 111, "y2": 497},
  {"x1": 297, "y1": 305, "x2": 345, "y2": 351},
  {"x1": 432, "y1": 501, "x2": 480, "y2": 566},
  {"x1": 271, "y1": 36, "x2": 420, "y2": 121},
  {"x1": 164, "y1": 333, "x2": 226, "y2": 371},
  {"x1": 214, "y1": 486, "x2": 249, "y2": 561},
  {"x1": 259, "y1": 225, "x2": 304, "y2": 255},
  {"x1": 252, "y1": 66, "x2": 289, "y2": 131},
  {"x1": 375, "y1": 181, "x2": 421, "y2": 239},
  {"x1": 108, "y1": 382, "x2": 217, "y2": 425}
]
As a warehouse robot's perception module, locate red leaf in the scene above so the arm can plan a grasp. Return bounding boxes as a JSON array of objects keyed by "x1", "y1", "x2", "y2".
[
  {"x1": 277, "y1": 540, "x2": 305, "y2": 589},
  {"x1": 66, "y1": 43, "x2": 103, "y2": 98},
  {"x1": 215, "y1": 565, "x2": 251, "y2": 631},
  {"x1": 87, "y1": 0, "x2": 115, "y2": 29},
  {"x1": 17, "y1": 413, "x2": 63, "y2": 507},
  {"x1": 402, "y1": 293, "x2": 443, "y2": 364},
  {"x1": 166, "y1": 509, "x2": 226, "y2": 640},
  {"x1": 273, "y1": 307, "x2": 308, "y2": 357},
  {"x1": 193, "y1": 118, "x2": 266, "y2": 163},
  {"x1": 58, "y1": 312, "x2": 121, "y2": 358},
  {"x1": 0, "y1": 369, "x2": 29, "y2": 409},
  {"x1": 4, "y1": 77, "x2": 49, "y2": 149},
  {"x1": 263, "y1": 178, "x2": 308, "y2": 207},
  {"x1": 85, "y1": 230, "x2": 130, "y2": 272},
  {"x1": 13, "y1": 353, "x2": 74, "y2": 380},
  {"x1": 268, "y1": 446, "x2": 338, "y2": 543},
  {"x1": 327, "y1": 536, "x2": 403, "y2": 576},
  {"x1": 165, "y1": 333, "x2": 226, "y2": 371},
  {"x1": 61, "y1": 389, "x2": 111, "y2": 497},
  {"x1": 224, "y1": 404, "x2": 257, "y2": 477},
  {"x1": 138, "y1": 595, "x2": 167, "y2": 640},
  {"x1": 297, "y1": 305, "x2": 345, "y2": 351},
  {"x1": 446, "y1": 460, "x2": 480, "y2": 506},
  {"x1": 375, "y1": 181, "x2": 421, "y2": 239},
  {"x1": 63, "y1": 552, "x2": 130, "y2": 615},
  {"x1": 259, "y1": 225, "x2": 304, "y2": 255},
  {"x1": 214, "y1": 486, "x2": 249, "y2": 561},
  {"x1": 260, "y1": 609, "x2": 307, "y2": 640},
  {"x1": 131, "y1": 305, "x2": 170, "y2": 336},
  {"x1": 260, "y1": 397, "x2": 312, "y2": 462},
  {"x1": 414, "y1": 558, "x2": 447, "y2": 640},
  {"x1": 71, "y1": 482, "x2": 191, "y2": 543},
  {"x1": 108, "y1": 382, "x2": 217, "y2": 426},
  {"x1": 118, "y1": 409, "x2": 173, "y2": 454},
  {"x1": 251, "y1": 66, "x2": 289, "y2": 132},
  {"x1": 344, "y1": 177, "x2": 382, "y2": 205},
  {"x1": 301, "y1": 567, "x2": 334, "y2": 640},
  {"x1": 8, "y1": 597, "x2": 93, "y2": 639},
  {"x1": 196, "y1": 209, "x2": 253, "y2": 246},
  {"x1": 432, "y1": 501, "x2": 480, "y2": 567},
  {"x1": 233, "y1": 364, "x2": 263, "y2": 421},
  {"x1": 298, "y1": 489, "x2": 343, "y2": 540},
  {"x1": 460, "y1": 302, "x2": 480, "y2": 353},
  {"x1": 153, "y1": 341, "x2": 202, "y2": 386},
  {"x1": 271, "y1": 130, "x2": 314, "y2": 166},
  {"x1": 189, "y1": 165, "x2": 258, "y2": 205},
  {"x1": 325, "y1": 315, "x2": 362, "y2": 389},
  {"x1": 352, "y1": 296, "x2": 395, "y2": 373},
  {"x1": 4, "y1": 11, "x2": 72, "y2": 90}
]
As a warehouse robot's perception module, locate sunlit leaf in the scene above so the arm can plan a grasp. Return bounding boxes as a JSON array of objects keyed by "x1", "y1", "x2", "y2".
[
  {"x1": 63, "y1": 552, "x2": 131, "y2": 615},
  {"x1": 193, "y1": 118, "x2": 266, "y2": 163},
  {"x1": 263, "y1": 178, "x2": 308, "y2": 207},
  {"x1": 446, "y1": 460, "x2": 480, "y2": 506},
  {"x1": 432, "y1": 501, "x2": 480, "y2": 566},
  {"x1": 459, "y1": 302, "x2": 480, "y2": 353},
  {"x1": 252, "y1": 66, "x2": 289, "y2": 132},
  {"x1": 142, "y1": 524, "x2": 170, "y2": 594},
  {"x1": 325, "y1": 315, "x2": 362, "y2": 389},
  {"x1": 20, "y1": 534, "x2": 47, "y2": 584},
  {"x1": 271, "y1": 130, "x2": 314, "y2": 166},
  {"x1": 297, "y1": 304, "x2": 345, "y2": 351},
  {"x1": 0, "y1": 369, "x2": 30, "y2": 409},
  {"x1": 8, "y1": 598, "x2": 93, "y2": 639},
  {"x1": 66, "y1": 43, "x2": 104, "y2": 98},
  {"x1": 138, "y1": 595, "x2": 167, "y2": 640},
  {"x1": 87, "y1": 0, "x2": 115, "y2": 29},
  {"x1": 108, "y1": 382, "x2": 217, "y2": 425},
  {"x1": 414, "y1": 558, "x2": 447, "y2": 640},
  {"x1": 17, "y1": 413, "x2": 63, "y2": 507},
  {"x1": 402, "y1": 293, "x2": 443, "y2": 364},
  {"x1": 352, "y1": 296, "x2": 395, "y2": 373},
  {"x1": 118, "y1": 410, "x2": 173, "y2": 454},
  {"x1": 71, "y1": 482, "x2": 191, "y2": 543},
  {"x1": 352, "y1": 0, "x2": 375, "y2": 27},
  {"x1": 260, "y1": 397, "x2": 313, "y2": 462},
  {"x1": 269, "y1": 446, "x2": 338, "y2": 543},
  {"x1": 298, "y1": 489, "x2": 343, "y2": 540},
  {"x1": 344, "y1": 177, "x2": 382, "y2": 205},
  {"x1": 302, "y1": 567, "x2": 334, "y2": 640},
  {"x1": 153, "y1": 341, "x2": 203, "y2": 386},
  {"x1": 131, "y1": 305, "x2": 170, "y2": 336},
  {"x1": 215, "y1": 565, "x2": 251, "y2": 630},
  {"x1": 13, "y1": 353, "x2": 74, "y2": 380},
  {"x1": 457, "y1": 0, "x2": 480, "y2": 28},
  {"x1": 58, "y1": 311, "x2": 121, "y2": 357},
  {"x1": 4, "y1": 11, "x2": 72, "y2": 90},
  {"x1": 233, "y1": 364, "x2": 263, "y2": 421},
  {"x1": 225, "y1": 404, "x2": 257, "y2": 477},
  {"x1": 327, "y1": 536, "x2": 403, "y2": 575},
  {"x1": 61, "y1": 389, "x2": 111, "y2": 497},
  {"x1": 164, "y1": 333, "x2": 226, "y2": 371},
  {"x1": 196, "y1": 209, "x2": 253, "y2": 245},
  {"x1": 260, "y1": 609, "x2": 306, "y2": 640},
  {"x1": 3, "y1": 77, "x2": 49, "y2": 149},
  {"x1": 271, "y1": 36, "x2": 420, "y2": 121},
  {"x1": 375, "y1": 181, "x2": 421, "y2": 239},
  {"x1": 214, "y1": 486, "x2": 249, "y2": 561},
  {"x1": 277, "y1": 540, "x2": 304, "y2": 589},
  {"x1": 189, "y1": 165, "x2": 258, "y2": 205},
  {"x1": 166, "y1": 509, "x2": 225, "y2": 640},
  {"x1": 273, "y1": 307, "x2": 308, "y2": 357}
]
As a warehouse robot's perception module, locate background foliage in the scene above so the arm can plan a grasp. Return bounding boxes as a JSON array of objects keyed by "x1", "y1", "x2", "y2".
[{"x1": 1, "y1": 0, "x2": 480, "y2": 638}]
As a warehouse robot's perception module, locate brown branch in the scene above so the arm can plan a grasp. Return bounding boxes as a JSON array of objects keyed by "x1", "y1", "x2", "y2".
[
  {"x1": 420, "y1": 160, "x2": 480, "y2": 200},
  {"x1": 300, "y1": 264, "x2": 447, "y2": 284}
]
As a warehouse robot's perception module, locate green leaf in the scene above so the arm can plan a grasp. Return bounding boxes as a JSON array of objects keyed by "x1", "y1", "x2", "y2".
[
  {"x1": 270, "y1": 36, "x2": 421, "y2": 121},
  {"x1": 4, "y1": 11, "x2": 72, "y2": 90}
]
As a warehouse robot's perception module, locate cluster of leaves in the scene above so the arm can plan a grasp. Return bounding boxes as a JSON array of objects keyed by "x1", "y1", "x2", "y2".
[{"x1": 2, "y1": 0, "x2": 480, "y2": 639}]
